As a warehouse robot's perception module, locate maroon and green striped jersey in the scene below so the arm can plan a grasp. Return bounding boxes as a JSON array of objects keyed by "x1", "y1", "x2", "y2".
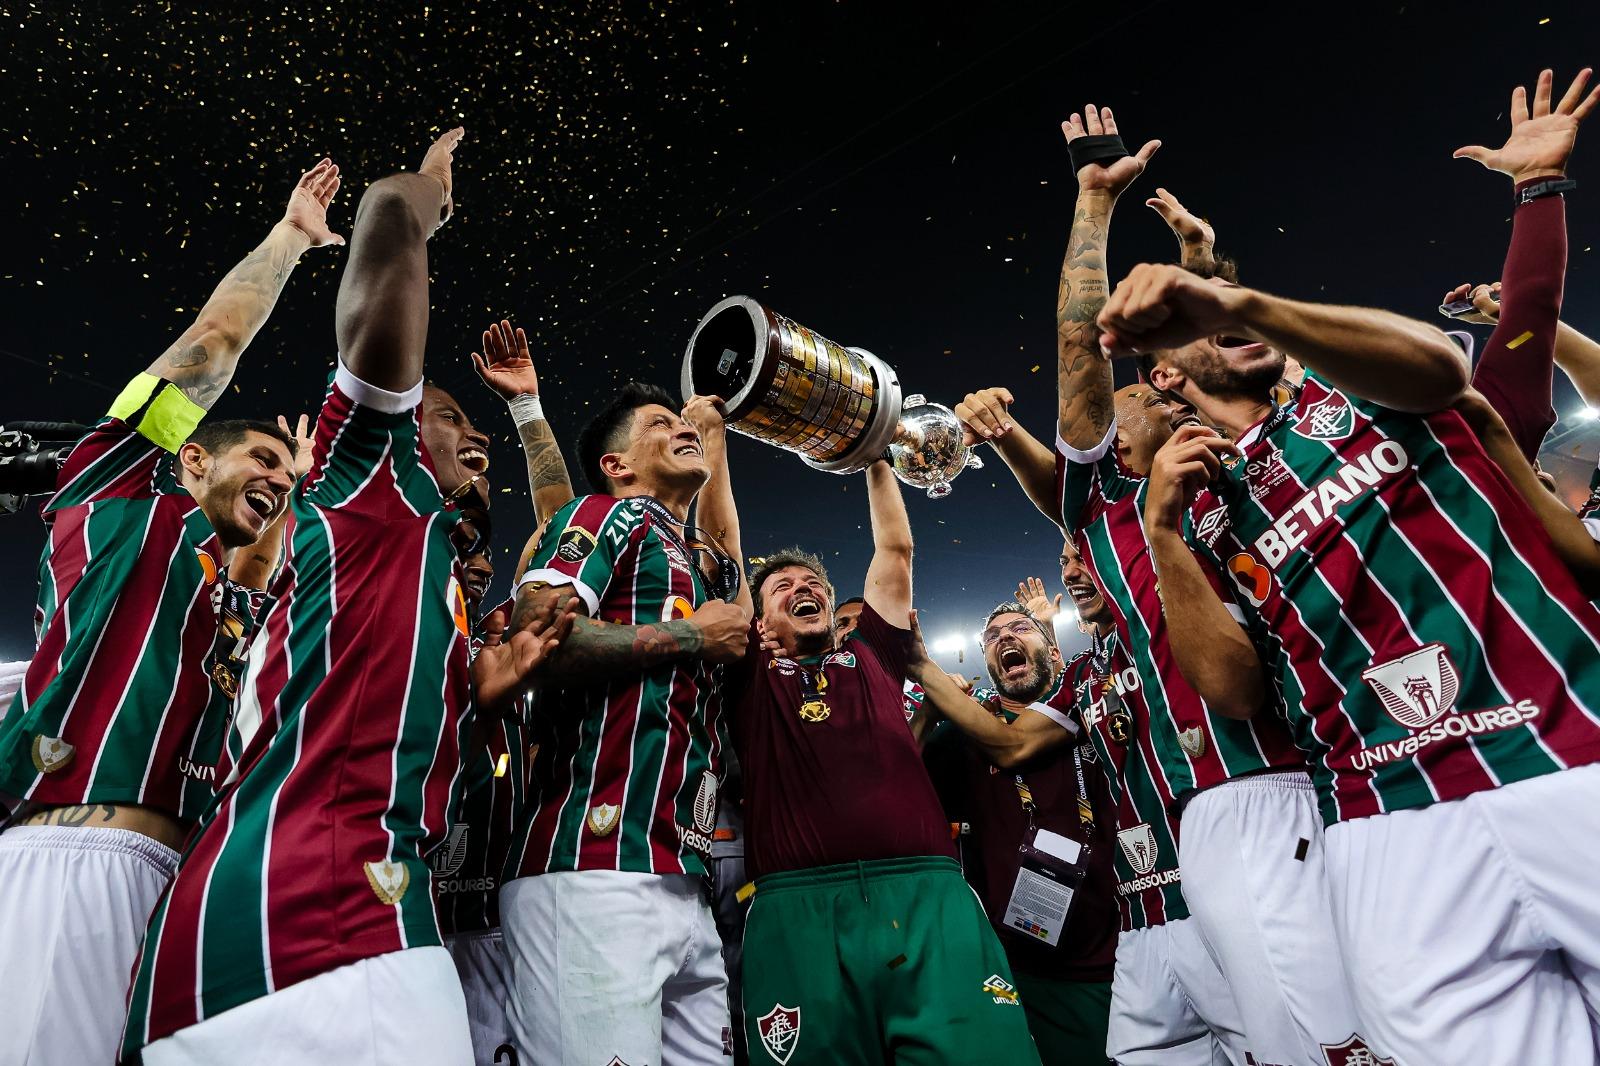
[
  {"x1": 0, "y1": 373, "x2": 226, "y2": 822},
  {"x1": 1183, "y1": 374, "x2": 1600, "y2": 824},
  {"x1": 123, "y1": 368, "x2": 474, "y2": 1055},
  {"x1": 1053, "y1": 429, "x2": 1306, "y2": 805},
  {"x1": 504, "y1": 494, "x2": 726, "y2": 880},
  {"x1": 434, "y1": 599, "x2": 527, "y2": 935},
  {"x1": 1066, "y1": 639, "x2": 1189, "y2": 931}
]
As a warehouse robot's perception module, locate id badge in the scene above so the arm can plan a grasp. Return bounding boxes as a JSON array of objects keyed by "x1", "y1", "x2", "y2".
[{"x1": 1001, "y1": 826, "x2": 1090, "y2": 948}]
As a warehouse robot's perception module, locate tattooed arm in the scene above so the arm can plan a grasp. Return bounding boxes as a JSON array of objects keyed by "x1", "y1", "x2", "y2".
[
  {"x1": 146, "y1": 161, "x2": 345, "y2": 409},
  {"x1": 1056, "y1": 104, "x2": 1159, "y2": 448},
  {"x1": 510, "y1": 583, "x2": 748, "y2": 683}
]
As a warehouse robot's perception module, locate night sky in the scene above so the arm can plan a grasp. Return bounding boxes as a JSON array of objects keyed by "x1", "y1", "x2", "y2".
[{"x1": 4, "y1": 1, "x2": 1600, "y2": 673}]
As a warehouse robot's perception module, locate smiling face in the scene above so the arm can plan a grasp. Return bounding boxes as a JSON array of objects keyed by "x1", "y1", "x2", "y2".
[
  {"x1": 981, "y1": 610, "x2": 1060, "y2": 703},
  {"x1": 604, "y1": 403, "x2": 709, "y2": 496},
  {"x1": 1060, "y1": 539, "x2": 1112, "y2": 631},
  {"x1": 834, "y1": 601, "x2": 864, "y2": 641},
  {"x1": 421, "y1": 384, "x2": 491, "y2": 504},
  {"x1": 759, "y1": 564, "x2": 835, "y2": 656},
  {"x1": 1113, "y1": 384, "x2": 1200, "y2": 476},
  {"x1": 180, "y1": 430, "x2": 296, "y2": 550},
  {"x1": 452, "y1": 511, "x2": 494, "y2": 608}
]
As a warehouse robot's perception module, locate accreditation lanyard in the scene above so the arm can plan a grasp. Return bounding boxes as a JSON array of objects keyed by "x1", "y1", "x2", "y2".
[
  {"x1": 633, "y1": 495, "x2": 741, "y2": 603},
  {"x1": 1001, "y1": 701, "x2": 1095, "y2": 948}
]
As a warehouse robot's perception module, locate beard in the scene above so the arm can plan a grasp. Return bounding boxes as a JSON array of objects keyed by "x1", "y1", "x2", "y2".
[
  {"x1": 1181, "y1": 346, "x2": 1286, "y2": 403},
  {"x1": 992, "y1": 646, "x2": 1053, "y2": 703}
]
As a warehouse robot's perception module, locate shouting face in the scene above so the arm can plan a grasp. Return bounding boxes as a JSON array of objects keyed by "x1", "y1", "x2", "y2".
[
  {"x1": 421, "y1": 384, "x2": 492, "y2": 504},
  {"x1": 759, "y1": 564, "x2": 834, "y2": 656},
  {"x1": 981, "y1": 610, "x2": 1058, "y2": 703},
  {"x1": 182, "y1": 430, "x2": 296, "y2": 549},
  {"x1": 1060, "y1": 539, "x2": 1112, "y2": 631}
]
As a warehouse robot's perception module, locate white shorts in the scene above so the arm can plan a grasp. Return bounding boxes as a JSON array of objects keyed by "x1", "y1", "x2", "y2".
[
  {"x1": 1324, "y1": 762, "x2": 1600, "y2": 1066},
  {"x1": 142, "y1": 945, "x2": 472, "y2": 1066},
  {"x1": 0, "y1": 824, "x2": 177, "y2": 1066},
  {"x1": 1106, "y1": 916, "x2": 1248, "y2": 1066},
  {"x1": 1179, "y1": 772, "x2": 1367, "y2": 1065},
  {"x1": 501, "y1": 870, "x2": 732, "y2": 1066},
  {"x1": 446, "y1": 928, "x2": 513, "y2": 1065}
]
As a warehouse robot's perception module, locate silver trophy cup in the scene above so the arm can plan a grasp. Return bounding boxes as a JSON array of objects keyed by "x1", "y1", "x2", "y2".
[{"x1": 681, "y1": 296, "x2": 981, "y2": 497}]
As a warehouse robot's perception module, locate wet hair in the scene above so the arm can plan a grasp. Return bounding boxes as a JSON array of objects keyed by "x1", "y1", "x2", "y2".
[
  {"x1": 750, "y1": 548, "x2": 835, "y2": 616},
  {"x1": 186, "y1": 419, "x2": 297, "y2": 461},
  {"x1": 576, "y1": 381, "x2": 679, "y2": 495}
]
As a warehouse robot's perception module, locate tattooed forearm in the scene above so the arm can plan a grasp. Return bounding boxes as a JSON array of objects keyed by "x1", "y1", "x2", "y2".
[
  {"x1": 516, "y1": 417, "x2": 574, "y2": 523},
  {"x1": 1056, "y1": 191, "x2": 1117, "y2": 447},
  {"x1": 149, "y1": 222, "x2": 310, "y2": 410},
  {"x1": 538, "y1": 616, "x2": 703, "y2": 683}
]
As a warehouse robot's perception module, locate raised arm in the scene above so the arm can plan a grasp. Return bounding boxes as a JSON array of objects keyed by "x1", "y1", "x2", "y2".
[
  {"x1": 1057, "y1": 105, "x2": 1160, "y2": 449},
  {"x1": 862, "y1": 460, "x2": 913, "y2": 625},
  {"x1": 1102, "y1": 265, "x2": 1469, "y2": 414},
  {"x1": 335, "y1": 128, "x2": 461, "y2": 393},
  {"x1": 1141, "y1": 426, "x2": 1271, "y2": 719},
  {"x1": 1453, "y1": 68, "x2": 1598, "y2": 460},
  {"x1": 1145, "y1": 187, "x2": 1216, "y2": 276},
  {"x1": 682, "y1": 395, "x2": 752, "y2": 614},
  {"x1": 147, "y1": 160, "x2": 343, "y2": 409},
  {"x1": 955, "y1": 387, "x2": 1057, "y2": 518},
  {"x1": 472, "y1": 317, "x2": 576, "y2": 578},
  {"x1": 1439, "y1": 284, "x2": 1600, "y2": 410}
]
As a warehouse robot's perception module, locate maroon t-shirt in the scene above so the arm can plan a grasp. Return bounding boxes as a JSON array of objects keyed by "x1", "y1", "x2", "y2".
[
  {"x1": 924, "y1": 666, "x2": 1119, "y2": 982},
  {"x1": 728, "y1": 602, "x2": 957, "y2": 879}
]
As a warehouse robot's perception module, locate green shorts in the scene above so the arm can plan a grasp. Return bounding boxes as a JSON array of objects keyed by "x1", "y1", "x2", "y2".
[{"x1": 741, "y1": 855, "x2": 1041, "y2": 1065}]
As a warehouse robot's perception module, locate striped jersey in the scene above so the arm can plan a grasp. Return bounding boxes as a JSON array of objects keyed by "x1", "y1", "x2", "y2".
[
  {"x1": 1066, "y1": 639, "x2": 1188, "y2": 930},
  {"x1": 1054, "y1": 428, "x2": 1305, "y2": 800},
  {"x1": 0, "y1": 373, "x2": 226, "y2": 821},
  {"x1": 123, "y1": 368, "x2": 473, "y2": 1055},
  {"x1": 1183, "y1": 374, "x2": 1600, "y2": 824},
  {"x1": 207, "y1": 579, "x2": 272, "y2": 790},
  {"x1": 505, "y1": 494, "x2": 726, "y2": 880},
  {"x1": 434, "y1": 599, "x2": 528, "y2": 935}
]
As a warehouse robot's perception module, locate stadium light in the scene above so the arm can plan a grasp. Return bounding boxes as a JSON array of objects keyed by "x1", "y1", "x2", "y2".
[
  {"x1": 930, "y1": 633, "x2": 966, "y2": 655},
  {"x1": 1576, "y1": 407, "x2": 1599, "y2": 422}
]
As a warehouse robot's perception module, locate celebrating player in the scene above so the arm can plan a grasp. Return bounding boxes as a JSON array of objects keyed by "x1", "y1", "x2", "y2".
[
  {"x1": 0, "y1": 158, "x2": 341, "y2": 1066},
  {"x1": 501, "y1": 382, "x2": 747, "y2": 1065},
  {"x1": 917, "y1": 598, "x2": 1122, "y2": 1063},
  {"x1": 121, "y1": 129, "x2": 571, "y2": 1065},
  {"x1": 700, "y1": 430, "x2": 1041, "y2": 1064},
  {"x1": 1129, "y1": 189, "x2": 1600, "y2": 1062}
]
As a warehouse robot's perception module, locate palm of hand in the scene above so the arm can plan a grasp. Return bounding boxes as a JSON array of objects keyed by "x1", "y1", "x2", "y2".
[
  {"x1": 1078, "y1": 155, "x2": 1146, "y2": 195},
  {"x1": 485, "y1": 358, "x2": 538, "y2": 395},
  {"x1": 1492, "y1": 114, "x2": 1578, "y2": 176},
  {"x1": 284, "y1": 189, "x2": 338, "y2": 247}
]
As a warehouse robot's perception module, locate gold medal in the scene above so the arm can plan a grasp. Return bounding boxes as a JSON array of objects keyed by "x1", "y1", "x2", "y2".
[{"x1": 799, "y1": 699, "x2": 831, "y2": 723}]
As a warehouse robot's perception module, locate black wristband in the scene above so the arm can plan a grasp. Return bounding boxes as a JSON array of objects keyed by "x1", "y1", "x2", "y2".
[
  {"x1": 1067, "y1": 134, "x2": 1128, "y2": 172},
  {"x1": 1518, "y1": 178, "x2": 1577, "y2": 206}
]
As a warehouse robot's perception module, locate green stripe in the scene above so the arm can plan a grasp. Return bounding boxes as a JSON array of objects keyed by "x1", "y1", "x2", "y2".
[{"x1": 620, "y1": 538, "x2": 675, "y2": 870}]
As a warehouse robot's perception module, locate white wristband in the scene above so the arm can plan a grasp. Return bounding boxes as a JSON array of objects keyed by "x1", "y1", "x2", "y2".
[{"x1": 507, "y1": 394, "x2": 544, "y2": 427}]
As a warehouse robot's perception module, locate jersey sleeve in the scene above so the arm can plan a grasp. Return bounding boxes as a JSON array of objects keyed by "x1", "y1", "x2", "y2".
[
  {"x1": 297, "y1": 362, "x2": 442, "y2": 518},
  {"x1": 48, "y1": 373, "x2": 205, "y2": 511},
  {"x1": 849, "y1": 601, "x2": 912, "y2": 681},
  {"x1": 516, "y1": 495, "x2": 645, "y2": 617},
  {"x1": 1054, "y1": 421, "x2": 1145, "y2": 534}
]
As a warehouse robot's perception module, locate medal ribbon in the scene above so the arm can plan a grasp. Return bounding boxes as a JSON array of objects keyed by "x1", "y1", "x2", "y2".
[{"x1": 633, "y1": 495, "x2": 741, "y2": 602}]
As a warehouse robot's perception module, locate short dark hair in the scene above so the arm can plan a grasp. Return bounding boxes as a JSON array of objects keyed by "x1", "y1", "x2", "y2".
[
  {"x1": 835, "y1": 597, "x2": 865, "y2": 613},
  {"x1": 186, "y1": 419, "x2": 297, "y2": 461},
  {"x1": 750, "y1": 548, "x2": 835, "y2": 616},
  {"x1": 984, "y1": 600, "x2": 1052, "y2": 645},
  {"x1": 577, "y1": 381, "x2": 679, "y2": 495}
]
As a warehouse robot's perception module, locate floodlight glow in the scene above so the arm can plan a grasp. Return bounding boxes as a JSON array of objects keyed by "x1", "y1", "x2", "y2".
[
  {"x1": 930, "y1": 634, "x2": 966, "y2": 655},
  {"x1": 1576, "y1": 407, "x2": 1599, "y2": 422}
]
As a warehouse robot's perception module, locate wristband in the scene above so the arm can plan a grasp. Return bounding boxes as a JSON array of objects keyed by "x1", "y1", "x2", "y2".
[
  {"x1": 507, "y1": 394, "x2": 544, "y2": 427},
  {"x1": 1066, "y1": 133, "x2": 1128, "y2": 173},
  {"x1": 1517, "y1": 178, "x2": 1576, "y2": 207}
]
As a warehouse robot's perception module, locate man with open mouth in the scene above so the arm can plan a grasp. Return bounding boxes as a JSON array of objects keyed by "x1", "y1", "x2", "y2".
[
  {"x1": 916, "y1": 595, "x2": 1122, "y2": 1065},
  {"x1": 701, "y1": 442, "x2": 1042, "y2": 1065}
]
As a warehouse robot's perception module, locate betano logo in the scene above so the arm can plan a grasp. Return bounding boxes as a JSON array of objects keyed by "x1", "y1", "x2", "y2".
[{"x1": 1254, "y1": 440, "x2": 1409, "y2": 567}]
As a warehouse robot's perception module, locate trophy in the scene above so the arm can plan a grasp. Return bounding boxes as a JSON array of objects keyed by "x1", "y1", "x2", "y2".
[{"x1": 681, "y1": 296, "x2": 982, "y2": 498}]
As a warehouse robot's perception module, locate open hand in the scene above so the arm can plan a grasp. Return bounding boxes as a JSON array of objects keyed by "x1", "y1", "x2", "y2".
[
  {"x1": 1146, "y1": 187, "x2": 1214, "y2": 255},
  {"x1": 472, "y1": 319, "x2": 539, "y2": 400},
  {"x1": 1454, "y1": 68, "x2": 1599, "y2": 182},
  {"x1": 1017, "y1": 577, "x2": 1064, "y2": 624},
  {"x1": 277, "y1": 413, "x2": 315, "y2": 478},
  {"x1": 1062, "y1": 105, "x2": 1160, "y2": 198},
  {"x1": 472, "y1": 594, "x2": 579, "y2": 710},
  {"x1": 419, "y1": 126, "x2": 465, "y2": 224},
  {"x1": 282, "y1": 158, "x2": 344, "y2": 248}
]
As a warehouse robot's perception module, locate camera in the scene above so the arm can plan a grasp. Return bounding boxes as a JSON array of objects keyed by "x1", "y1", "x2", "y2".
[{"x1": 0, "y1": 422, "x2": 90, "y2": 515}]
